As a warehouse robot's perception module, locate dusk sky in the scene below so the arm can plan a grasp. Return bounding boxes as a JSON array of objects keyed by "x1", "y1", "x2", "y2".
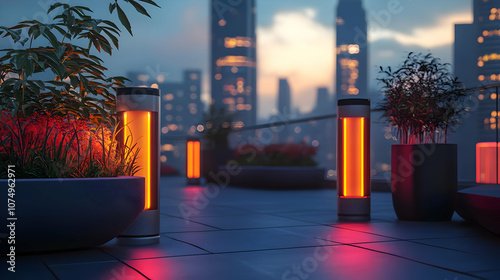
[{"x1": 1, "y1": 0, "x2": 472, "y2": 119}]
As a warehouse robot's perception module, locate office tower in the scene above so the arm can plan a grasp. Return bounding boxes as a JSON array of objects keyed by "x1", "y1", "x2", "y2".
[
  {"x1": 277, "y1": 78, "x2": 291, "y2": 117},
  {"x1": 335, "y1": 0, "x2": 368, "y2": 99},
  {"x1": 454, "y1": 24, "x2": 477, "y2": 88},
  {"x1": 210, "y1": 0, "x2": 257, "y2": 128},
  {"x1": 454, "y1": 0, "x2": 500, "y2": 140},
  {"x1": 314, "y1": 87, "x2": 331, "y2": 116},
  {"x1": 127, "y1": 69, "x2": 203, "y2": 170},
  {"x1": 453, "y1": 0, "x2": 500, "y2": 181}
]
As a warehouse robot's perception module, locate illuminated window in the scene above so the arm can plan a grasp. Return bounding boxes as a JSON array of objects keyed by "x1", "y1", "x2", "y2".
[
  {"x1": 165, "y1": 93, "x2": 174, "y2": 101},
  {"x1": 138, "y1": 74, "x2": 148, "y2": 82},
  {"x1": 492, "y1": 111, "x2": 498, "y2": 117},
  {"x1": 231, "y1": 66, "x2": 238, "y2": 73},
  {"x1": 215, "y1": 74, "x2": 222, "y2": 80},
  {"x1": 161, "y1": 126, "x2": 169, "y2": 134},
  {"x1": 348, "y1": 44, "x2": 360, "y2": 54},
  {"x1": 168, "y1": 124, "x2": 178, "y2": 131},
  {"x1": 236, "y1": 104, "x2": 245, "y2": 110},
  {"x1": 491, "y1": 117, "x2": 497, "y2": 123},
  {"x1": 479, "y1": 75, "x2": 485, "y2": 81},
  {"x1": 336, "y1": 17, "x2": 344, "y2": 25},
  {"x1": 491, "y1": 74, "x2": 497, "y2": 81},
  {"x1": 160, "y1": 155, "x2": 167, "y2": 163},
  {"x1": 479, "y1": 94, "x2": 485, "y2": 100},
  {"x1": 157, "y1": 74, "x2": 165, "y2": 83},
  {"x1": 162, "y1": 144, "x2": 174, "y2": 151},
  {"x1": 294, "y1": 126, "x2": 301, "y2": 134},
  {"x1": 478, "y1": 36, "x2": 484, "y2": 43},
  {"x1": 224, "y1": 36, "x2": 253, "y2": 48},
  {"x1": 218, "y1": 19, "x2": 226, "y2": 26},
  {"x1": 197, "y1": 125, "x2": 204, "y2": 132},
  {"x1": 216, "y1": 56, "x2": 256, "y2": 67},
  {"x1": 492, "y1": 93, "x2": 497, "y2": 100},
  {"x1": 478, "y1": 61, "x2": 484, "y2": 67},
  {"x1": 150, "y1": 83, "x2": 159, "y2": 89}
]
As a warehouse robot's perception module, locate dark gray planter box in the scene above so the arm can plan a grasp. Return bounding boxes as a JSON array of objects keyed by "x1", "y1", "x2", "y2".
[
  {"x1": 391, "y1": 144, "x2": 457, "y2": 221},
  {"x1": 217, "y1": 166, "x2": 325, "y2": 189},
  {"x1": 0, "y1": 176, "x2": 144, "y2": 253}
]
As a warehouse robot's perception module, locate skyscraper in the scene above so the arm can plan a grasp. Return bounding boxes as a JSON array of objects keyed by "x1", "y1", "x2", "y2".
[
  {"x1": 335, "y1": 0, "x2": 368, "y2": 99},
  {"x1": 314, "y1": 87, "x2": 331, "y2": 116},
  {"x1": 127, "y1": 70, "x2": 203, "y2": 171},
  {"x1": 453, "y1": 0, "x2": 500, "y2": 181},
  {"x1": 210, "y1": 0, "x2": 257, "y2": 128},
  {"x1": 277, "y1": 78, "x2": 291, "y2": 117}
]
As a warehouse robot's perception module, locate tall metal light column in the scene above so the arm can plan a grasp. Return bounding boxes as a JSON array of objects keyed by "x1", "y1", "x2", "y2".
[
  {"x1": 337, "y1": 98, "x2": 370, "y2": 217},
  {"x1": 116, "y1": 87, "x2": 160, "y2": 245}
]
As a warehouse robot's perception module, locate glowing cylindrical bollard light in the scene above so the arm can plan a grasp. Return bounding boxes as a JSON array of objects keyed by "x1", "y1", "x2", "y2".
[
  {"x1": 337, "y1": 98, "x2": 370, "y2": 217},
  {"x1": 116, "y1": 87, "x2": 160, "y2": 245},
  {"x1": 186, "y1": 137, "x2": 201, "y2": 185}
]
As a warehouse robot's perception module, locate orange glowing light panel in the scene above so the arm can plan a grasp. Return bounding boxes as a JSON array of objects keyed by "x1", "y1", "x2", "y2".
[
  {"x1": 187, "y1": 140, "x2": 201, "y2": 179},
  {"x1": 123, "y1": 111, "x2": 156, "y2": 210},
  {"x1": 339, "y1": 117, "x2": 368, "y2": 197},
  {"x1": 476, "y1": 142, "x2": 500, "y2": 184}
]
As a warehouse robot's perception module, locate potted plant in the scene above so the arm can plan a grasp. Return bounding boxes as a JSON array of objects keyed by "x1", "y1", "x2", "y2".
[
  {"x1": 222, "y1": 142, "x2": 325, "y2": 189},
  {"x1": 378, "y1": 52, "x2": 467, "y2": 221},
  {"x1": 200, "y1": 105, "x2": 235, "y2": 183},
  {"x1": 0, "y1": 1, "x2": 159, "y2": 253}
]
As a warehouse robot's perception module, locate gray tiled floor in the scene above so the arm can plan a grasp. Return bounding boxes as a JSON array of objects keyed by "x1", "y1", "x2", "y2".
[{"x1": 1, "y1": 176, "x2": 499, "y2": 280}]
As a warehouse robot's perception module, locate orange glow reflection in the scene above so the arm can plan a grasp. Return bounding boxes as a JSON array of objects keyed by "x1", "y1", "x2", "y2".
[
  {"x1": 476, "y1": 142, "x2": 500, "y2": 184},
  {"x1": 187, "y1": 140, "x2": 200, "y2": 179},
  {"x1": 341, "y1": 117, "x2": 366, "y2": 197},
  {"x1": 124, "y1": 111, "x2": 152, "y2": 210}
]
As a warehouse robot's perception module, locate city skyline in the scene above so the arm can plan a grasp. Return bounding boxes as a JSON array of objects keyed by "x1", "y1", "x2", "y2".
[
  {"x1": 0, "y1": 0, "x2": 473, "y2": 121},
  {"x1": 210, "y1": 0, "x2": 257, "y2": 127}
]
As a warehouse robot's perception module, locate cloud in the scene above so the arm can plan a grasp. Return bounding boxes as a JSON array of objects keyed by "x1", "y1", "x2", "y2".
[
  {"x1": 257, "y1": 8, "x2": 334, "y2": 116},
  {"x1": 369, "y1": 11, "x2": 472, "y2": 48}
]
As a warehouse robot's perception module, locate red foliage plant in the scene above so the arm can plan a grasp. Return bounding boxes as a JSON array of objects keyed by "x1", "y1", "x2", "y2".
[
  {"x1": 234, "y1": 143, "x2": 317, "y2": 167},
  {"x1": 0, "y1": 111, "x2": 139, "y2": 178}
]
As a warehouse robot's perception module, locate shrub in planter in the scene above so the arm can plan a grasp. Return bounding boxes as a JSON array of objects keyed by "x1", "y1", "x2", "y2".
[
  {"x1": 223, "y1": 143, "x2": 324, "y2": 189},
  {"x1": 378, "y1": 52, "x2": 467, "y2": 221},
  {"x1": 0, "y1": 1, "x2": 159, "y2": 252}
]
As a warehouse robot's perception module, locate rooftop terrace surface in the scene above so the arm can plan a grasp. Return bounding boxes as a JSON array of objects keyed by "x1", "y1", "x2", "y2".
[{"x1": 2, "y1": 176, "x2": 500, "y2": 280}]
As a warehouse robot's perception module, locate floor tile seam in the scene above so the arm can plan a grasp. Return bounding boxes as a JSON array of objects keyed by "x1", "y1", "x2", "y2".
[
  {"x1": 159, "y1": 229, "x2": 220, "y2": 234},
  {"x1": 206, "y1": 243, "x2": 343, "y2": 256},
  {"x1": 325, "y1": 224, "x2": 408, "y2": 240},
  {"x1": 95, "y1": 247, "x2": 152, "y2": 280},
  {"x1": 163, "y1": 235, "x2": 214, "y2": 254},
  {"x1": 158, "y1": 214, "x2": 224, "y2": 230},
  {"x1": 405, "y1": 239, "x2": 478, "y2": 255},
  {"x1": 345, "y1": 244, "x2": 487, "y2": 280},
  {"x1": 38, "y1": 255, "x2": 61, "y2": 280},
  {"x1": 116, "y1": 252, "x2": 212, "y2": 262}
]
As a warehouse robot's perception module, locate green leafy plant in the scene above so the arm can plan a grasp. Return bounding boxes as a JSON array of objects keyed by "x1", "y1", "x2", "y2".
[
  {"x1": 377, "y1": 52, "x2": 467, "y2": 144},
  {"x1": 0, "y1": 1, "x2": 159, "y2": 125},
  {"x1": 0, "y1": 1, "x2": 158, "y2": 178},
  {"x1": 233, "y1": 143, "x2": 318, "y2": 167},
  {"x1": 201, "y1": 105, "x2": 235, "y2": 149}
]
